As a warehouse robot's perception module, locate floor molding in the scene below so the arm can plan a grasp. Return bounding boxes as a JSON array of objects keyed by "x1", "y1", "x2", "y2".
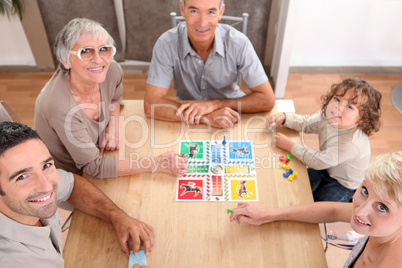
[
  {"x1": 289, "y1": 66, "x2": 402, "y2": 74},
  {"x1": 0, "y1": 65, "x2": 55, "y2": 73},
  {"x1": 0, "y1": 63, "x2": 150, "y2": 74}
]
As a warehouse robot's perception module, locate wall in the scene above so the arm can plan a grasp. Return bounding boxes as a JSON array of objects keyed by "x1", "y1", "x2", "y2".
[
  {"x1": 1, "y1": 0, "x2": 402, "y2": 68},
  {"x1": 290, "y1": 0, "x2": 402, "y2": 67},
  {"x1": 0, "y1": 16, "x2": 35, "y2": 66}
]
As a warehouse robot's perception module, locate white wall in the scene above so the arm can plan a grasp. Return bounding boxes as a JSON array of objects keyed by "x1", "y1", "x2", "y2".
[
  {"x1": 290, "y1": 0, "x2": 402, "y2": 67},
  {"x1": 0, "y1": 16, "x2": 35, "y2": 66},
  {"x1": 0, "y1": 0, "x2": 401, "y2": 67}
]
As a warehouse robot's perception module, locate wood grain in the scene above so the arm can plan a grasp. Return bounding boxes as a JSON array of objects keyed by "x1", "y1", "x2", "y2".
[{"x1": 62, "y1": 100, "x2": 327, "y2": 268}]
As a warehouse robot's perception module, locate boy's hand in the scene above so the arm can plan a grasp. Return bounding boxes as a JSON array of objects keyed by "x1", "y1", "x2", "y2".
[
  {"x1": 266, "y1": 113, "x2": 286, "y2": 130},
  {"x1": 275, "y1": 133, "x2": 295, "y2": 152}
]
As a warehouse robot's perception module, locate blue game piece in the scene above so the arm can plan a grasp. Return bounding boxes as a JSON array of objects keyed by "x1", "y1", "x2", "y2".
[
  {"x1": 128, "y1": 250, "x2": 147, "y2": 268},
  {"x1": 283, "y1": 168, "x2": 294, "y2": 178},
  {"x1": 222, "y1": 136, "x2": 227, "y2": 146}
]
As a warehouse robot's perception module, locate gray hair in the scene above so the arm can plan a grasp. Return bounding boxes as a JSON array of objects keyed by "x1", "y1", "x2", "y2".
[
  {"x1": 180, "y1": 0, "x2": 224, "y2": 10},
  {"x1": 54, "y1": 18, "x2": 115, "y2": 68}
]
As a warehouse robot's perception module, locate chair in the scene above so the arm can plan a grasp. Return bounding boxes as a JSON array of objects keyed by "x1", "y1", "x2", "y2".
[
  {"x1": 170, "y1": 12, "x2": 249, "y2": 35},
  {"x1": 320, "y1": 222, "x2": 363, "y2": 252},
  {"x1": 0, "y1": 101, "x2": 23, "y2": 123}
]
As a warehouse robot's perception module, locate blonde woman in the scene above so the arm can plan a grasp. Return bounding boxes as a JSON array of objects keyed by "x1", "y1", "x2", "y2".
[{"x1": 229, "y1": 152, "x2": 402, "y2": 267}]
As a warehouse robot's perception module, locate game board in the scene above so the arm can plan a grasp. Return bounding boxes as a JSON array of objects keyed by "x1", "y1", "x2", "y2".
[{"x1": 176, "y1": 140, "x2": 258, "y2": 202}]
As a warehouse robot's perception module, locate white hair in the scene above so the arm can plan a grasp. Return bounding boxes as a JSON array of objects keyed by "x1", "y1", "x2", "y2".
[
  {"x1": 180, "y1": 0, "x2": 224, "y2": 10},
  {"x1": 54, "y1": 18, "x2": 115, "y2": 69}
]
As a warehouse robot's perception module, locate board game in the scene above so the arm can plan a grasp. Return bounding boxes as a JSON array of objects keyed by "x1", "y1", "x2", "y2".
[{"x1": 176, "y1": 140, "x2": 258, "y2": 202}]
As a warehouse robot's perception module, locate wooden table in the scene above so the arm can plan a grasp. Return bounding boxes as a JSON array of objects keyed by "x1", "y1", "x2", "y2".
[{"x1": 63, "y1": 100, "x2": 327, "y2": 268}]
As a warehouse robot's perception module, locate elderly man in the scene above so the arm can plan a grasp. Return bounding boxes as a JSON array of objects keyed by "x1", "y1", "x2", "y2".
[
  {"x1": 0, "y1": 122, "x2": 154, "y2": 267},
  {"x1": 144, "y1": 0, "x2": 275, "y2": 128}
]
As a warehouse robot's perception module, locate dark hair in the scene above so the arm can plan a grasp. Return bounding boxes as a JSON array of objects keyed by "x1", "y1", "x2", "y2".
[
  {"x1": 0, "y1": 122, "x2": 40, "y2": 195},
  {"x1": 0, "y1": 121, "x2": 41, "y2": 157},
  {"x1": 321, "y1": 78, "x2": 382, "y2": 136}
]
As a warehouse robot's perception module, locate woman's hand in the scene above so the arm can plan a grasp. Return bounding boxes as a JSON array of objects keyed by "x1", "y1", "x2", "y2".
[
  {"x1": 152, "y1": 152, "x2": 188, "y2": 177},
  {"x1": 99, "y1": 120, "x2": 120, "y2": 154},
  {"x1": 229, "y1": 203, "x2": 275, "y2": 225}
]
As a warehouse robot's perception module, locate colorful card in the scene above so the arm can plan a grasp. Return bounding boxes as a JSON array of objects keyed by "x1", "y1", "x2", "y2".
[
  {"x1": 176, "y1": 140, "x2": 258, "y2": 202},
  {"x1": 128, "y1": 250, "x2": 146, "y2": 268}
]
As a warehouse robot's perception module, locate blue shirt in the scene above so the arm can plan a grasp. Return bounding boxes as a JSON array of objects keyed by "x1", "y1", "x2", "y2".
[{"x1": 147, "y1": 22, "x2": 268, "y2": 100}]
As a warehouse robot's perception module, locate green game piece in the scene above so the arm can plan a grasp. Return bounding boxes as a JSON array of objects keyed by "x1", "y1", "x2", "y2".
[{"x1": 226, "y1": 209, "x2": 238, "y2": 217}]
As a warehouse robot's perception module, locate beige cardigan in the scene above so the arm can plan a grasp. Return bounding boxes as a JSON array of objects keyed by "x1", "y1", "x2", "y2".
[
  {"x1": 34, "y1": 61, "x2": 124, "y2": 179},
  {"x1": 284, "y1": 112, "x2": 370, "y2": 189}
]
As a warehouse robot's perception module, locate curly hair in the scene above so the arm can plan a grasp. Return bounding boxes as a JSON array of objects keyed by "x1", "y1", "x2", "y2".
[{"x1": 321, "y1": 78, "x2": 382, "y2": 136}]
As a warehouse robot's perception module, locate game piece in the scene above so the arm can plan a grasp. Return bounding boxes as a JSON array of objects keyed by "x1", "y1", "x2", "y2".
[
  {"x1": 286, "y1": 153, "x2": 293, "y2": 161},
  {"x1": 181, "y1": 153, "x2": 185, "y2": 157},
  {"x1": 279, "y1": 156, "x2": 289, "y2": 164},
  {"x1": 283, "y1": 169, "x2": 298, "y2": 181},
  {"x1": 222, "y1": 136, "x2": 227, "y2": 146},
  {"x1": 269, "y1": 122, "x2": 276, "y2": 147},
  {"x1": 128, "y1": 250, "x2": 146, "y2": 268},
  {"x1": 226, "y1": 208, "x2": 238, "y2": 217},
  {"x1": 177, "y1": 140, "x2": 258, "y2": 202},
  {"x1": 268, "y1": 122, "x2": 276, "y2": 131},
  {"x1": 280, "y1": 163, "x2": 291, "y2": 170},
  {"x1": 283, "y1": 169, "x2": 293, "y2": 178}
]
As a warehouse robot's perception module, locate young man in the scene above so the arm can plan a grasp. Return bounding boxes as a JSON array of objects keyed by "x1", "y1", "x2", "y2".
[
  {"x1": 144, "y1": 0, "x2": 275, "y2": 129},
  {"x1": 0, "y1": 122, "x2": 154, "y2": 267}
]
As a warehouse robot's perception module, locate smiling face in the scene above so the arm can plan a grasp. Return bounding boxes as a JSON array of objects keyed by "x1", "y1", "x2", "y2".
[
  {"x1": 325, "y1": 88, "x2": 362, "y2": 129},
  {"x1": 351, "y1": 179, "x2": 402, "y2": 240},
  {"x1": 0, "y1": 139, "x2": 58, "y2": 226},
  {"x1": 64, "y1": 33, "x2": 112, "y2": 87},
  {"x1": 180, "y1": 0, "x2": 225, "y2": 49}
]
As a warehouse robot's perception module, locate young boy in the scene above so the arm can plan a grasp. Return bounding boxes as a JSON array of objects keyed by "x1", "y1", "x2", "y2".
[{"x1": 267, "y1": 78, "x2": 382, "y2": 202}]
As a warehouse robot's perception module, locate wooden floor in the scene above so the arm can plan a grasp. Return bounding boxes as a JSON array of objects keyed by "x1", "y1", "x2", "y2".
[
  {"x1": 1, "y1": 72, "x2": 401, "y2": 160},
  {"x1": 1, "y1": 71, "x2": 402, "y2": 268}
]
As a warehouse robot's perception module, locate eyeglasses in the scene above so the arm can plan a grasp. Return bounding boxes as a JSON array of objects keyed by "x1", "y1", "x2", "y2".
[{"x1": 69, "y1": 45, "x2": 116, "y2": 61}]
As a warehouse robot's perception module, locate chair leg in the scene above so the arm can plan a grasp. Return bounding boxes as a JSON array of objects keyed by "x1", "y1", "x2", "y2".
[
  {"x1": 62, "y1": 211, "x2": 73, "y2": 232},
  {"x1": 323, "y1": 222, "x2": 329, "y2": 252}
]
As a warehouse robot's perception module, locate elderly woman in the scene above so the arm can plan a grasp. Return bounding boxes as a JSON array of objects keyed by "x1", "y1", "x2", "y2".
[
  {"x1": 34, "y1": 18, "x2": 187, "y2": 179},
  {"x1": 229, "y1": 152, "x2": 402, "y2": 267}
]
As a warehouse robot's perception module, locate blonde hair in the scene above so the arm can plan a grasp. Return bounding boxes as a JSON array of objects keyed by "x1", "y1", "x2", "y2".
[{"x1": 365, "y1": 152, "x2": 402, "y2": 205}]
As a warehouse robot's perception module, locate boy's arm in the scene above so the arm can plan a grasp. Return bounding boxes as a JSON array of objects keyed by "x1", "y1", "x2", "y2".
[
  {"x1": 67, "y1": 174, "x2": 154, "y2": 257},
  {"x1": 283, "y1": 112, "x2": 321, "y2": 133},
  {"x1": 229, "y1": 202, "x2": 352, "y2": 225}
]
